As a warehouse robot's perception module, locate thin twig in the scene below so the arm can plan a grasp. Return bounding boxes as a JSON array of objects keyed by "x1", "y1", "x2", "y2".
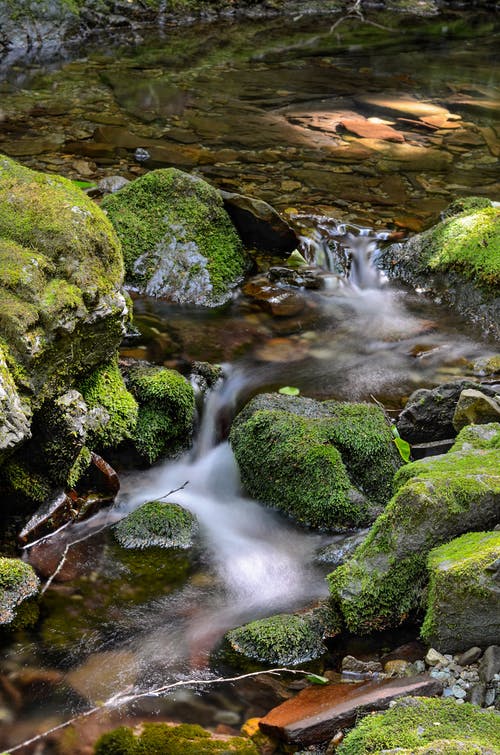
[{"x1": 4, "y1": 668, "x2": 311, "y2": 754}]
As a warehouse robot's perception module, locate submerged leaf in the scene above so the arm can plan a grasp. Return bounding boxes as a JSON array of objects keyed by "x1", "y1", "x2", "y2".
[{"x1": 306, "y1": 673, "x2": 329, "y2": 685}]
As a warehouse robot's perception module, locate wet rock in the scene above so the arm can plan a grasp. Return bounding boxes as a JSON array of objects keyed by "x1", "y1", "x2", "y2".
[
  {"x1": 479, "y1": 646, "x2": 500, "y2": 685},
  {"x1": 457, "y1": 647, "x2": 482, "y2": 667},
  {"x1": 452, "y1": 388, "x2": 500, "y2": 432},
  {"x1": 0, "y1": 558, "x2": 39, "y2": 627},
  {"x1": 66, "y1": 650, "x2": 137, "y2": 703},
  {"x1": 378, "y1": 198, "x2": 500, "y2": 338},
  {"x1": 230, "y1": 394, "x2": 401, "y2": 531},
  {"x1": 421, "y1": 532, "x2": 500, "y2": 653},
  {"x1": 221, "y1": 191, "x2": 299, "y2": 255},
  {"x1": 102, "y1": 168, "x2": 249, "y2": 307},
  {"x1": 113, "y1": 500, "x2": 198, "y2": 550},
  {"x1": 328, "y1": 435, "x2": 500, "y2": 634},
  {"x1": 254, "y1": 337, "x2": 310, "y2": 363},
  {"x1": 259, "y1": 676, "x2": 443, "y2": 745},
  {"x1": 0, "y1": 345, "x2": 31, "y2": 464},
  {"x1": 268, "y1": 266, "x2": 322, "y2": 290},
  {"x1": 243, "y1": 278, "x2": 306, "y2": 317},
  {"x1": 316, "y1": 530, "x2": 369, "y2": 568},
  {"x1": 337, "y1": 696, "x2": 500, "y2": 754},
  {"x1": 339, "y1": 117, "x2": 404, "y2": 143},
  {"x1": 473, "y1": 354, "x2": 500, "y2": 377},
  {"x1": 396, "y1": 380, "x2": 496, "y2": 443},
  {"x1": 341, "y1": 655, "x2": 383, "y2": 675}
]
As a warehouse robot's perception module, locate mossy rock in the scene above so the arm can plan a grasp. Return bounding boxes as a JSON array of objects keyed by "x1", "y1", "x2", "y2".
[
  {"x1": 94, "y1": 722, "x2": 258, "y2": 754},
  {"x1": 101, "y1": 168, "x2": 249, "y2": 307},
  {"x1": 113, "y1": 501, "x2": 198, "y2": 549},
  {"x1": 337, "y1": 696, "x2": 500, "y2": 755},
  {"x1": 127, "y1": 363, "x2": 195, "y2": 464},
  {"x1": 421, "y1": 531, "x2": 500, "y2": 653},
  {"x1": 79, "y1": 358, "x2": 138, "y2": 451},
  {"x1": 379, "y1": 198, "x2": 500, "y2": 338},
  {"x1": 450, "y1": 422, "x2": 500, "y2": 452},
  {"x1": 0, "y1": 557, "x2": 39, "y2": 626},
  {"x1": 230, "y1": 394, "x2": 401, "y2": 531},
  {"x1": 328, "y1": 444, "x2": 500, "y2": 634},
  {"x1": 0, "y1": 341, "x2": 31, "y2": 464}
]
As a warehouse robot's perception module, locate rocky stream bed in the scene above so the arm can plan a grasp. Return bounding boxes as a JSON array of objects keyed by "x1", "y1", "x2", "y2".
[{"x1": 0, "y1": 2, "x2": 499, "y2": 754}]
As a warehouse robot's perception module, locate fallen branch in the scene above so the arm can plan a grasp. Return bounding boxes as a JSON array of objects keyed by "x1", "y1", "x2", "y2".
[{"x1": 4, "y1": 668, "x2": 310, "y2": 754}]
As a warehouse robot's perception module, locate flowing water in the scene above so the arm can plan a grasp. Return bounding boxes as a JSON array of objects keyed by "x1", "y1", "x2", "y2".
[{"x1": 0, "y1": 7, "x2": 499, "y2": 752}]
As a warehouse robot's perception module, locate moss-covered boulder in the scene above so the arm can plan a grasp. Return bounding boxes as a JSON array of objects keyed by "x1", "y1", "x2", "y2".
[
  {"x1": 0, "y1": 557, "x2": 39, "y2": 626},
  {"x1": 328, "y1": 438, "x2": 500, "y2": 634},
  {"x1": 102, "y1": 168, "x2": 249, "y2": 307},
  {"x1": 337, "y1": 696, "x2": 500, "y2": 755},
  {"x1": 379, "y1": 198, "x2": 500, "y2": 338},
  {"x1": 0, "y1": 155, "x2": 129, "y2": 505},
  {"x1": 126, "y1": 363, "x2": 195, "y2": 464},
  {"x1": 113, "y1": 501, "x2": 197, "y2": 549},
  {"x1": 223, "y1": 611, "x2": 329, "y2": 668},
  {"x1": 230, "y1": 394, "x2": 401, "y2": 531},
  {"x1": 450, "y1": 422, "x2": 500, "y2": 452},
  {"x1": 94, "y1": 722, "x2": 258, "y2": 755},
  {"x1": 421, "y1": 531, "x2": 500, "y2": 653}
]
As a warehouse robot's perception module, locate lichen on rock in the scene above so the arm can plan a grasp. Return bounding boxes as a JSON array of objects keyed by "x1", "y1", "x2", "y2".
[{"x1": 102, "y1": 168, "x2": 249, "y2": 307}]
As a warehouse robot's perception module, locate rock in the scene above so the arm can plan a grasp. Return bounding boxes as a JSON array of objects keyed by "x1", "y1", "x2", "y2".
[
  {"x1": 0, "y1": 558, "x2": 39, "y2": 627},
  {"x1": 421, "y1": 532, "x2": 500, "y2": 654},
  {"x1": 94, "y1": 722, "x2": 258, "y2": 755},
  {"x1": 230, "y1": 394, "x2": 401, "y2": 531},
  {"x1": 0, "y1": 155, "x2": 128, "y2": 506},
  {"x1": 328, "y1": 441, "x2": 500, "y2": 634},
  {"x1": 113, "y1": 501, "x2": 198, "y2": 550},
  {"x1": 341, "y1": 656, "x2": 383, "y2": 675},
  {"x1": 339, "y1": 117, "x2": 405, "y2": 143},
  {"x1": 243, "y1": 277, "x2": 306, "y2": 317},
  {"x1": 96, "y1": 175, "x2": 129, "y2": 194},
  {"x1": 425, "y1": 649, "x2": 449, "y2": 667},
  {"x1": 396, "y1": 380, "x2": 497, "y2": 443},
  {"x1": 384, "y1": 660, "x2": 411, "y2": 677},
  {"x1": 316, "y1": 530, "x2": 369, "y2": 568},
  {"x1": 336, "y1": 696, "x2": 500, "y2": 754},
  {"x1": 473, "y1": 354, "x2": 500, "y2": 377},
  {"x1": 451, "y1": 422, "x2": 500, "y2": 452},
  {"x1": 125, "y1": 362, "x2": 195, "y2": 464},
  {"x1": 259, "y1": 676, "x2": 443, "y2": 745},
  {"x1": 220, "y1": 191, "x2": 299, "y2": 255},
  {"x1": 378, "y1": 198, "x2": 500, "y2": 339},
  {"x1": 479, "y1": 646, "x2": 500, "y2": 685},
  {"x1": 102, "y1": 168, "x2": 249, "y2": 307},
  {"x1": 457, "y1": 647, "x2": 483, "y2": 667},
  {"x1": 65, "y1": 650, "x2": 137, "y2": 703},
  {"x1": 452, "y1": 389, "x2": 500, "y2": 432},
  {"x1": 223, "y1": 611, "x2": 331, "y2": 668},
  {"x1": 268, "y1": 266, "x2": 322, "y2": 290}
]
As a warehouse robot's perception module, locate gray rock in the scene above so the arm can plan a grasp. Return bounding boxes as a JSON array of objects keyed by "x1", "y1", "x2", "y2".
[
  {"x1": 469, "y1": 683, "x2": 486, "y2": 706},
  {"x1": 457, "y1": 647, "x2": 483, "y2": 667},
  {"x1": 397, "y1": 380, "x2": 496, "y2": 443},
  {"x1": 0, "y1": 347, "x2": 31, "y2": 464},
  {"x1": 316, "y1": 529, "x2": 369, "y2": 567},
  {"x1": 96, "y1": 175, "x2": 130, "y2": 194},
  {"x1": 341, "y1": 655, "x2": 383, "y2": 674},
  {"x1": 479, "y1": 646, "x2": 500, "y2": 685},
  {"x1": 453, "y1": 389, "x2": 500, "y2": 432}
]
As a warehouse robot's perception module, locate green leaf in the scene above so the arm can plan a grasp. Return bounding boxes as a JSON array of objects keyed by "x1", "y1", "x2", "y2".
[
  {"x1": 278, "y1": 386, "x2": 300, "y2": 396},
  {"x1": 71, "y1": 179, "x2": 96, "y2": 189},
  {"x1": 393, "y1": 436, "x2": 411, "y2": 463},
  {"x1": 306, "y1": 674, "x2": 329, "y2": 685}
]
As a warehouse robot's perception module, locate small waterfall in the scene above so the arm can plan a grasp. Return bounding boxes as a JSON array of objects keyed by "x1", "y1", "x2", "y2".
[{"x1": 298, "y1": 214, "x2": 388, "y2": 289}]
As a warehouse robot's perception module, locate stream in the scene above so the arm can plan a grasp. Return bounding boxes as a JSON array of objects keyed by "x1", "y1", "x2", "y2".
[{"x1": 0, "y1": 6, "x2": 499, "y2": 753}]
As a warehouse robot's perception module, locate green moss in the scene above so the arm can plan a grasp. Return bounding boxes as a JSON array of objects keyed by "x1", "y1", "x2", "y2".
[
  {"x1": 127, "y1": 364, "x2": 195, "y2": 464},
  {"x1": 67, "y1": 445, "x2": 92, "y2": 489},
  {"x1": 230, "y1": 408, "x2": 360, "y2": 530},
  {"x1": 417, "y1": 205, "x2": 500, "y2": 291},
  {"x1": 224, "y1": 612, "x2": 326, "y2": 667},
  {"x1": 102, "y1": 168, "x2": 247, "y2": 306},
  {"x1": 94, "y1": 722, "x2": 258, "y2": 754},
  {"x1": 113, "y1": 501, "x2": 197, "y2": 549},
  {"x1": 79, "y1": 359, "x2": 138, "y2": 450},
  {"x1": 337, "y1": 697, "x2": 500, "y2": 755},
  {"x1": 442, "y1": 196, "x2": 493, "y2": 218},
  {"x1": 0, "y1": 557, "x2": 39, "y2": 627},
  {"x1": 328, "y1": 446, "x2": 500, "y2": 633},
  {"x1": 450, "y1": 422, "x2": 500, "y2": 452},
  {"x1": 2, "y1": 460, "x2": 52, "y2": 503},
  {"x1": 322, "y1": 401, "x2": 401, "y2": 505},
  {"x1": 421, "y1": 531, "x2": 500, "y2": 649}
]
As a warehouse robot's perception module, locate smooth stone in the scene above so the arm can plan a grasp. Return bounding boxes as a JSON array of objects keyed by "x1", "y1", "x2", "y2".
[
  {"x1": 425, "y1": 648, "x2": 448, "y2": 667},
  {"x1": 479, "y1": 646, "x2": 500, "y2": 684},
  {"x1": 452, "y1": 388, "x2": 500, "y2": 432},
  {"x1": 258, "y1": 676, "x2": 443, "y2": 745},
  {"x1": 457, "y1": 647, "x2": 483, "y2": 667},
  {"x1": 220, "y1": 190, "x2": 299, "y2": 255}
]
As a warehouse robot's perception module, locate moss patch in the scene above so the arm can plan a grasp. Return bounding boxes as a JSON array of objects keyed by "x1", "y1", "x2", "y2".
[
  {"x1": 101, "y1": 168, "x2": 248, "y2": 306},
  {"x1": 113, "y1": 501, "x2": 197, "y2": 549},
  {"x1": 337, "y1": 696, "x2": 500, "y2": 755},
  {"x1": 0, "y1": 557, "x2": 39, "y2": 626},
  {"x1": 127, "y1": 363, "x2": 195, "y2": 464},
  {"x1": 79, "y1": 358, "x2": 138, "y2": 450},
  {"x1": 94, "y1": 722, "x2": 258, "y2": 754}
]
